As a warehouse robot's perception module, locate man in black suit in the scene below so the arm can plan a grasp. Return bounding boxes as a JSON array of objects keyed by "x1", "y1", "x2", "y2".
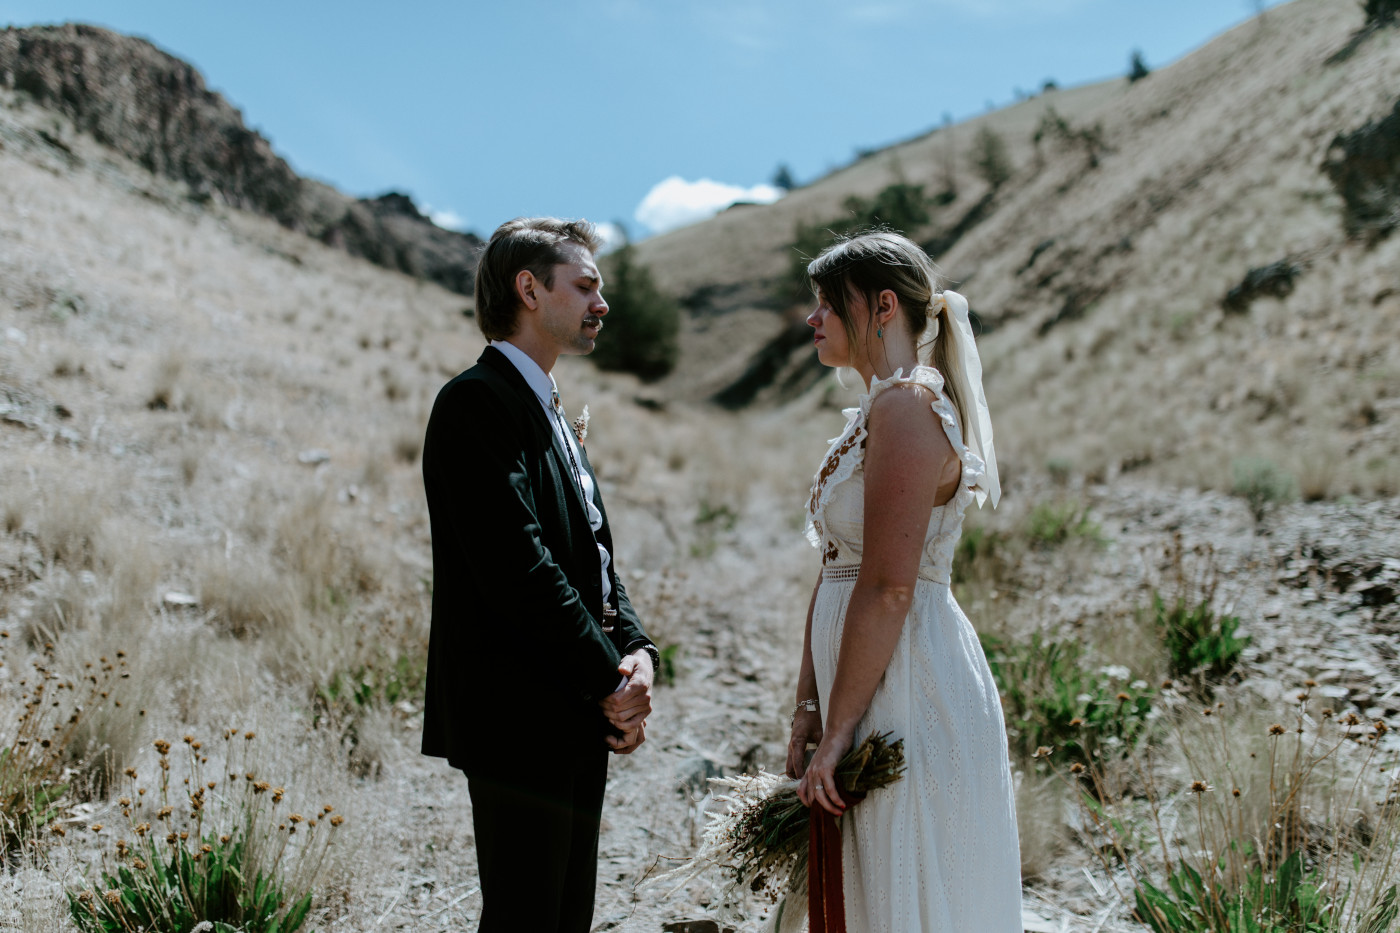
[{"x1": 421, "y1": 217, "x2": 659, "y2": 932}]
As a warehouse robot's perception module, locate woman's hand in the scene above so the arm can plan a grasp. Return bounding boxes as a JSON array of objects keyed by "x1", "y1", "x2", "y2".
[
  {"x1": 786, "y1": 710, "x2": 823, "y2": 779},
  {"x1": 797, "y1": 727, "x2": 854, "y2": 816}
]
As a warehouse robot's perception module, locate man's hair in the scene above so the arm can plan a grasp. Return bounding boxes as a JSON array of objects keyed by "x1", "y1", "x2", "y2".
[{"x1": 474, "y1": 218, "x2": 602, "y2": 341}]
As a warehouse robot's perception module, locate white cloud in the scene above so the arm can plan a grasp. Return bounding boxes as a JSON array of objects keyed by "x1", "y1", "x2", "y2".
[
  {"x1": 424, "y1": 205, "x2": 469, "y2": 232},
  {"x1": 595, "y1": 222, "x2": 628, "y2": 255},
  {"x1": 634, "y1": 176, "x2": 784, "y2": 235}
]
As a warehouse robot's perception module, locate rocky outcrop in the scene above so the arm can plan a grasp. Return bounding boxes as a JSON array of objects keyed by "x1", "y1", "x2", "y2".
[{"x1": 0, "y1": 23, "x2": 481, "y2": 295}]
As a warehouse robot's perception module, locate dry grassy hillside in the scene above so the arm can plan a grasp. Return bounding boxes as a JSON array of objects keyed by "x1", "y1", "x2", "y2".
[
  {"x1": 639, "y1": 0, "x2": 1400, "y2": 500},
  {"x1": 2, "y1": 6, "x2": 1400, "y2": 932},
  {"x1": 0, "y1": 81, "x2": 821, "y2": 929}
]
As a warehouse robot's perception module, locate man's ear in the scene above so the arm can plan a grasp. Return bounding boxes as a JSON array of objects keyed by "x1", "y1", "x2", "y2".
[{"x1": 515, "y1": 269, "x2": 540, "y2": 310}]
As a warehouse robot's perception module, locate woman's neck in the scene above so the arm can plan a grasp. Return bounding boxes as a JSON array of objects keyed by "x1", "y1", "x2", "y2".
[{"x1": 855, "y1": 344, "x2": 919, "y2": 390}]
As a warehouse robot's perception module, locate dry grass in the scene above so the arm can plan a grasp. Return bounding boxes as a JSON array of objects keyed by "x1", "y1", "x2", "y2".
[
  {"x1": 636, "y1": 0, "x2": 1400, "y2": 500},
  {"x1": 1, "y1": 11, "x2": 1398, "y2": 928}
]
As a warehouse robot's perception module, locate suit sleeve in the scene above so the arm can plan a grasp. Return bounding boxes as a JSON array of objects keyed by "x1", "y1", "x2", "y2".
[{"x1": 423, "y1": 378, "x2": 624, "y2": 701}]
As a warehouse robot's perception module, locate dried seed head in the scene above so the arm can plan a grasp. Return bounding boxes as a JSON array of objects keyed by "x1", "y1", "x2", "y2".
[
  {"x1": 153, "y1": 740, "x2": 171, "y2": 756},
  {"x1": 1070, "y1": 763, "x2": 1085, "y2": 774},
  {"x1": 1232, "y1": 787, "x2": 1241, "y2": 797},
  {"x1": 104, "y1": 890, "x2": 121, "y2": 906},
  {"x1": 1304, "y1": 679, "x2": 1317, "y2": 688},
  {"x1": 1269, "y1": 724, "x2": 1286, "y2": 736},
  {"x1": 1115, "y1": 693, "x2": 1130, "y2": 702},
  {"x1": 1191, "y1": 781, "x2": 1211, "y2": 794},
  {"x1": 1376, "y1": 721, "x2": 1389, "y2": 735},
  {"x1": 1033, "y1": 746, "x2": 1053, "y2": 759},
  {"x1": 330, "y1": 815, "x2": 345, "y2": 827},
  {"x1": 244, "y1": 731, "x2": 256, "y2": 740}
]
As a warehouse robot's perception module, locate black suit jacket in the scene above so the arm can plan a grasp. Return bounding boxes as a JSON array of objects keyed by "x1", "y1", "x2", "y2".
[{"x1": 420, "y1": 346, "x2": 653, "y2": 774}]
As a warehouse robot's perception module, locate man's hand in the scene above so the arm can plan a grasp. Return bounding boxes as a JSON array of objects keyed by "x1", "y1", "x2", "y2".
[
  {"x1": 606, "y1": 719, "x2": 646, "y2": 754},
  {"x1": 600, "y1": 649, "x2": 654, "y2": 752}
]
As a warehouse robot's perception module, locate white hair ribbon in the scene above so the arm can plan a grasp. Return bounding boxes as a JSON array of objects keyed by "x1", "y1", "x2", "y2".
[{"x1": 941, "y1": 290, "x2": 1000, "y2": 508}]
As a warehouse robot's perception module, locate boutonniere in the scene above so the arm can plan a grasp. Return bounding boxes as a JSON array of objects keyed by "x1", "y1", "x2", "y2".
[{"x1": 572, "y1": 404, "x2": 590, "y2": 443}]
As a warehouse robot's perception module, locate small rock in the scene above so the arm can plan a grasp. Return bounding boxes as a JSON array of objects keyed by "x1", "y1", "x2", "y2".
[
  {"x1": 163, "y1": 592, "x2": 199, "y2": 607},
  {"x1": 662, "y1": 921, "x2": 725, "y2": 933},
  {"x1": 677, "y1": 756, "x2": 722, "y2": 797},
  {"x1": 298, "y1": 449, "x2": 330, "y2": 465}
]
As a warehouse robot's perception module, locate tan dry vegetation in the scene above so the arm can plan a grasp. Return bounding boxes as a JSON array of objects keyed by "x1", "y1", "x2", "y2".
[
  {"x1": 638, "y1": 0, "x2": 1400, "y2": 501},
  {"x1": 2, "y1": 5, "x2": 1399, "y2": 930}
]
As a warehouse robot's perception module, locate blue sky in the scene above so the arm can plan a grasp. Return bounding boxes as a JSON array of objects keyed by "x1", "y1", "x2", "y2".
[{"x1": 2, "y1": 1, "x2": 1282, "y2": 239}]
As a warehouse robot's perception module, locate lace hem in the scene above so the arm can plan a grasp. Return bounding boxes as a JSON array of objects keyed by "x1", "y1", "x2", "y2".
[{"x1": 804, "y1": 366, "x2": 986, "y2": 548}]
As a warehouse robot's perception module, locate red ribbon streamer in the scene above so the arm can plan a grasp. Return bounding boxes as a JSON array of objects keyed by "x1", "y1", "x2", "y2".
[{"x1": 807, "y1": 785, "x2": 865, "y2": 933}]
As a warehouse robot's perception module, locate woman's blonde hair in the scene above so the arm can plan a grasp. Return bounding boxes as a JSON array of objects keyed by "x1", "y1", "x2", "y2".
[{"x1": 807, "y1": 230, "x2": 970, "y2": 431}]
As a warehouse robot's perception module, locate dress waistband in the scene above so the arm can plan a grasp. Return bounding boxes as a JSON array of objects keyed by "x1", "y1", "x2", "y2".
[{"x1": 820, "y1": 563, "x2": 950, "y2": 585}]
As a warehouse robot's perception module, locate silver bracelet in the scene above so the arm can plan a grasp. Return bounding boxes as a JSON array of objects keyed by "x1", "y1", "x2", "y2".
[{"x1": 792, "y1": 698, "x2": 819, "y2": 717}]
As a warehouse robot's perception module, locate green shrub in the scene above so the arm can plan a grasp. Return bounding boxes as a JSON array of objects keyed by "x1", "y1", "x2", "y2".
[
  {"x1": 592, "y1": 242, "x2": 680, "y2": 381},
  {"x1": 1032, "y1": 106, "x2": 1110, "y2": 169},
  {"x1": 1150, "y1": 592, "x2": 1248, "y2": 685},
  {"x1": 1025, "y1": 501, "x2": 1104, "y2": 548},
  {"x1": 1127, "y1": 49, "x2": 1151, "y2": 83},
  {"x1": 1231, "y1": 457, "x2": 1295, "y2": 522},
  {"x1": 982, "y1": 632, "x2": 1154, "y2": 766},
  {"x1": 1, "y1": 643, "x2": 124, "y2": 851},
  {"x1": 775, "y1": 182, "x2": 935, "y2": 307},
  {"x1": 951, "y1": 523, "x2": 1016, "y2": 591},
  {"x1": 1135, "y1": 847, "x2": 1343, "y2": 933},
  {"x1": 969, "y1": 126, "x2": 1013, "y2": 190},
  {"x1": 656, "y1": 643, "x2": 681, "y2": 687},
  {"x1": 1075, "y1": 704, "x2": 1400, "y2": 933},
  {"x1": 316, "y1": 650, "x2": 425, "y2": 717},
  {"x1": 1364, "y1": 0, "x2": 1400, "y2": 27},
  {"x1": 71, "y1": 832, "x2": 313, "y2": 933},
  {"x1": 69, "y1": 733, "x2": 344, "y2": 933}
]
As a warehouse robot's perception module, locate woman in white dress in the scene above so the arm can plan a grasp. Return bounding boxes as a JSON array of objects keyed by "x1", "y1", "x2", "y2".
[{"x1": 785, "y1": 231, "x2": 1021, "y2": 931}]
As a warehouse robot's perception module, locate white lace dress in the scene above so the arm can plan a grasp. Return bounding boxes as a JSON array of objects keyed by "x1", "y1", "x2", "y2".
[{"x1": 805, "y1": 366, "x2": 1021, "y2": 932}]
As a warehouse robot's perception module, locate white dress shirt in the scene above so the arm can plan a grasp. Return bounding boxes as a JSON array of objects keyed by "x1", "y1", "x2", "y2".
[{"x1": 489, "y1": 341, "x2": 612, "y2": 607}]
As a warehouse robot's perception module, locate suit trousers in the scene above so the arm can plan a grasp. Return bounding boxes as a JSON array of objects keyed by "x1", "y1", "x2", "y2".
[{"x1": 467, "y1": 745, "x2": 610, "y2": 933}]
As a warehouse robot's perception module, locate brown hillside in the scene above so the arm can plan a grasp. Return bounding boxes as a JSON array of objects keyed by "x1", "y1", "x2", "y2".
[
  {"x1": 0, "y1": 23, "x2": 483, "y2": 295},
  {"x1": 638, "y1": 0, "x2": 1400, "y2": 499}
]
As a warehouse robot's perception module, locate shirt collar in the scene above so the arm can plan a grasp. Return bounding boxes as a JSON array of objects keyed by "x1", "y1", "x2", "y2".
[{"x1": 489, "y1": 340, "x2": 556, "y2": 409}]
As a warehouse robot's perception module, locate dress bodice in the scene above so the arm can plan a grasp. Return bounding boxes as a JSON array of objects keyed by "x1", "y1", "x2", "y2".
[{"x1": 805, "y1": 366, "x2": 986, "y2": 585}]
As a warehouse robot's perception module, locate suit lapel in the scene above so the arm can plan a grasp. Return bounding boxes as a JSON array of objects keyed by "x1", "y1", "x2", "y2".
[{"x1": 478, "y1": 347, "x2": 593, "y2": 526}]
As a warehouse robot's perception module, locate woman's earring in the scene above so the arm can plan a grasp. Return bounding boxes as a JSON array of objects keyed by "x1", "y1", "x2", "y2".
[{"x1": 877, "y1": 326, "x2": 884, "y2": 339}]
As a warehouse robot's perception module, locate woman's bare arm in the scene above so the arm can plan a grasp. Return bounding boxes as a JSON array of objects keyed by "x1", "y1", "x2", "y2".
[
  {"x1": 787, "y1": 575, "x2": 823, "y2": 778},
  {"x1": 798, "y1": 384, "x2": 959, "y2": 815}
]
